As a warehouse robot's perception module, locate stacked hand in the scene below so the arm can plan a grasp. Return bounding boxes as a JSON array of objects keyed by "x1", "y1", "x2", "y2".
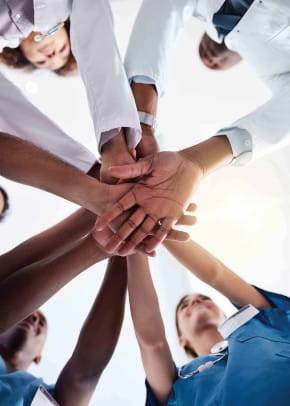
[
  {"x1": 95, "y1": 132, "x2": 196, "y2": 255},
  {"x1": 95, "y1": 151, "x2": 202, "y2": 255}
]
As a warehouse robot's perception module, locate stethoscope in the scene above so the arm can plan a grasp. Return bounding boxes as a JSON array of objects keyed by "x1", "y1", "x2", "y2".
[
  {"x1": 178, "y1": 340, "x2": 229, "y2": 379},
  {"x1": 33, "y1": 22, "x2": 64, "y2": 43}
]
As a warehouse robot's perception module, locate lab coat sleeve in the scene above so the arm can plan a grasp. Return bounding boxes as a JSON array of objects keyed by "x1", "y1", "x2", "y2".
[
  {"x1": 125, "y1": 0, "x2": 196, "y2": 97},
  {"x1": 215, "y1": 73, "x2": 290, "y2": 165},
  {"x1": 70, "y1": 0, "x2": 141, "y2": 152},
  {"x1": 0, "y1": 71, "x2": 96, "y2": 172}
]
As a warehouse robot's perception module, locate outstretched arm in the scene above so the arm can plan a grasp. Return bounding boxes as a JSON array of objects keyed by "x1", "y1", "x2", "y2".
[
  {"x1": 0, "y1": 234, "x2": 108, "y2": 332},
  {"x1": 0, "y1": 132, "x2": 136, "y2": 216},
  {"x1": 0, "y1": 208, "x2": 96, "y2": 281},
  {"x1": 54, "y1": 256, "x2": 127, "y2": 406},
  {"x1": 127, "y1": 253, "x2": 175, "y2": 404},
  {"x1": 164, "y1": 239, "x2": 271, "y2": 308}
]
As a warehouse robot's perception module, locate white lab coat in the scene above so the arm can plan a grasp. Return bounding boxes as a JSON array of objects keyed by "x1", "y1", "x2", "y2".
[
  {"x1": 125, "y1": 0, "x2": 290, "y2": 164},
  {"x1": 0, "y1": 0, "x2": 141, "y2": 171}
]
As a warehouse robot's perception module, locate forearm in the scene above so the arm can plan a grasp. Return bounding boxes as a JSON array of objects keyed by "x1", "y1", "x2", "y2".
[
  {"x1": 0, "y1": 209, "x2": 96, "y2": 280},
  {"x1": 0, "y1": 132, "x2": 106, "y2": 214},
  {"x1": 54, "y1": 256, "x2": 127, "y2": 405},
  {"x1": 164, "y1": 239, "x2": 271, "y2": 308},
  {"x1": 127, "y1": 254, "x2": 166, "y2": 346},
  {"x1": 0, "y1": 234, "x2": 107, "y2": 332},
  {"x1": 179, "y1": 135, "x2": 233, "y2": 175},
  {"x1": 164, "y1": 239, "x2": 225, "y2": 287},
  {"x1": 131, "y1": 82, "x2": 158, "y2": 116},
  {"x1": 127, "y1": 253, "x2": 174, "y2": 403}
]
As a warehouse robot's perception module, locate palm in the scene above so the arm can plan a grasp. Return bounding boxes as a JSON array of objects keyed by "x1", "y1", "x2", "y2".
[{"x1": 96, "y1": 151, "x2": 202, "y2": 254}]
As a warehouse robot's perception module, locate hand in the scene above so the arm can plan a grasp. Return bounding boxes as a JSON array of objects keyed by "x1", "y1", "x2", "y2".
[
  {"x1": 100, "y1": 131, "x2": 135, "y2": 184},
  {"x1": 136, "y1": 125, "x2": 159, "y2": 159},
  {"x1": 95, "y1": 151, "x2": 203, "y2": 254}
]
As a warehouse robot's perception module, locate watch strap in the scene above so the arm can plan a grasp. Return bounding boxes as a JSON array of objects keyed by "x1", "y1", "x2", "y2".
[{"x1": 138, "y1": 111, "x2": 157, "y2": 129}]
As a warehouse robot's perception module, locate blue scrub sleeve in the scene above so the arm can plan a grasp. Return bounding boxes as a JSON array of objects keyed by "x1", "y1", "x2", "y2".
[
  {"x1": 23, "y1": 380, "x2": 55, "y2": 406},
  {"x1": 145, "y1": 366, "x2": 178, "y2": 406},
  {"x1": 232, "y1": 286, "x2": 290, "y2": 311},
  {"x1": 254, "y1": 286, "x2": 290, "y2": 310},
  {"x1": 145, "y1": 379, "x2": 166, "y2": 406}
]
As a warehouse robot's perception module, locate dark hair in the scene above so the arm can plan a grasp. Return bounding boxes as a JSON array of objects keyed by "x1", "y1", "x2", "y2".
[
  {"x1": 0, "y1": 20, "x2": 77, "y2": 76},
  {"x1": 0, "y1": 186, "x2": 10, "y2": 222},
  {"x1": 175, "y1": 295, "x2": 198, "y2": 359}
]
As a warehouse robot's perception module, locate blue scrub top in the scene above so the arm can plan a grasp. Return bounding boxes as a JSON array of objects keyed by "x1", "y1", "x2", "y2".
[
  {"x1": 146, "y1": 287, "x2": 290, "y2": 406},
  {"x1": 0, "y1": 356, "x2": 54, "y2": 406}
]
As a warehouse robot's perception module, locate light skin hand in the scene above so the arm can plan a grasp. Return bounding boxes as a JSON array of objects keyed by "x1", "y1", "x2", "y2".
[{"x1": 95, "y1": 151, "x2": 202, "y2": 255}]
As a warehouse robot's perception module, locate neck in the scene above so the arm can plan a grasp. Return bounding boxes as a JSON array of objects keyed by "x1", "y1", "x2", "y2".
[
  {"x1": 190, "y1": 326, "x2": 223, "y2": 356},
  {"x1": 0, "y1": 344, "x2": 28, "y2": 372}
]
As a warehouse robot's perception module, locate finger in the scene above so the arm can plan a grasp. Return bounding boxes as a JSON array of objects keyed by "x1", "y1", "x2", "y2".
[
  {"x1": 92, "y1": 226, "x2": 114, "y2": 248},
  {"x1": 136, "y1": 244, "x2": 156, "y2": 257},
  {"x1": 95, "y1": 191, "x2": 136, "y2": 231},
  {"x1": 176, "y1": 215, "x2": 197, "y2": 226},
  {"x1": 154, "y1": 217, "x2": 176, "y2": 243},
  {"x1": 109, "y1": 156, "x2": 154, "y2": 179},
  {"x1": 140, "y1": 236, "x2": 163, "y2": 254},
  {"x1": 118, "y1": 216, "x2": 156, "y2": 256},
  {"x1": 166, "y1": 230, "x2": 190, "y2": 241},
  {"x1": 186, "y1": 203, "x2": 197, "y2": 212},
  {"x1": 143, "y1": 217, "x2": 176, "y2": 253},
  {"x1": 104, "y1": 208, "x2": 147, "y2": 253}
]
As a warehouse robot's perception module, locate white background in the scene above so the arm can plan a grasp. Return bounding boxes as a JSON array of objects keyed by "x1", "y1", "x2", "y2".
[{"x1": 1, "y1": 0, "x2": 290, "y2": 404}]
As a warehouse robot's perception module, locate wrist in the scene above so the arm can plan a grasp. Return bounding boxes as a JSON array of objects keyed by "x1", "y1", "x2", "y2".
[
  {"x1": 179, "y1": 136, "x2": 233, "y2": 175},
  {"x1": 101, "y1": 132, "x2": 128, "y2": 160},
  {"x1": 82, "y1": 233, "x2": 109, "y2": 262}
]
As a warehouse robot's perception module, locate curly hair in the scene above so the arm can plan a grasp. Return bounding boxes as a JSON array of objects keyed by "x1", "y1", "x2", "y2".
[{"x1": 0, "y1": 20, "x2": 77, "y2": 76}]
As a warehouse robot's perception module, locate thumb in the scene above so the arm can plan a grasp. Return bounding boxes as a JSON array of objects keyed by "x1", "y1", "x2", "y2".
[{"x1": 109, "y1": 156, "x2": 154, "y2": 179}]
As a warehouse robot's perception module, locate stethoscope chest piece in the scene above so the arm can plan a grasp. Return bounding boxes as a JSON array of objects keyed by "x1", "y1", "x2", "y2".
[{"x1": 210, "y1": 340, "x2": 229, "y2": 354}]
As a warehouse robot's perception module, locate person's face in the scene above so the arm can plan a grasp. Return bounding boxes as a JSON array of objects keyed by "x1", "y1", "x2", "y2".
[
  {"x1": 19, "y1": 27, "x2": 70, "y2": 70},
  {"x1": 199, "y1": 33, "x2": 242, "y2": 70},
  {"x1": 0, "y1": 311, "x2": 48, "y2": 367},
  {"x1": 177, "y1": 294, "x2": 226, "y2": 342}
]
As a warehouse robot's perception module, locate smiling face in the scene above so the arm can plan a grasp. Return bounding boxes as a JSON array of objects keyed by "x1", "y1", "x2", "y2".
[
  {"x1": 19, "y1": 27, "x2": 70, "y2": 70},
  {"x1": 176, "y1": 294, "x2": 226, "y2": 353},
  {"x1": 199, "y1": 33, "x2": 242, "y2": 70},
  {"x1": 0, "y1": 311, "x2": 48, "y2": 370}
]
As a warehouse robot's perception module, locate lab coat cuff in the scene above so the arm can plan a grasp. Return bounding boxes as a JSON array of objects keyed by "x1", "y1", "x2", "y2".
[
  {"x1": 130, "y1": 75, "x2": 160, "y2": 96},
  {"x1": 99, "y1": 128, "x2": 121, "y2": 153},
  {"x1": 99, "y1": 127, "x2": 142, "y2": 154},
  {"x1": 215, "y1": 127, "x2": 253, "y2": 166}
]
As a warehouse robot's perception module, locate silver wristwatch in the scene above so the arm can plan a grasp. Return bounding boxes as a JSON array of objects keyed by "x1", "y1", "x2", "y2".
[{"x1": 138, "y1": 111, "x2": 157, "y2": 130}]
